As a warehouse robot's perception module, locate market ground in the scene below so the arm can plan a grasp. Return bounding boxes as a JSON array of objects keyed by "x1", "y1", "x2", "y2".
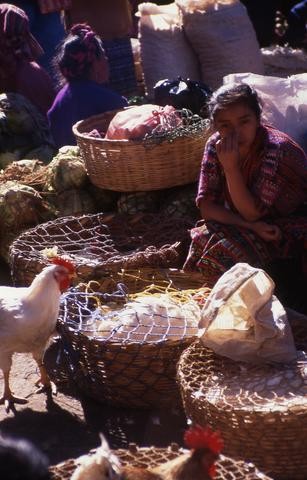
[{"x1": 0, "y1": 259, "x2": 187, "y2": 468}]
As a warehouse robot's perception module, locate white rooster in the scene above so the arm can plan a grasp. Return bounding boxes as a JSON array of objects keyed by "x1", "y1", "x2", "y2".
[{"x1": 0, "y1": 256, "x2": 75, "y2": 412}]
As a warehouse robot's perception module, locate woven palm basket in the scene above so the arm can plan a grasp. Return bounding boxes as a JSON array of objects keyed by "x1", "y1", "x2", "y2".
[
  {"x1": 9, "y1": 212, "x2": 193, "y2": 287},
  {"x1": 56, "y1": 267, "x2": 208, "y2": 408},
  {"x1": 49, "y1": 443, "x2": 273, "y2": 480},
  {"x1": 177, "y1": 316, "x2": 307, "y2": 480},
  {"x1": 72, "y1": 109, "x2": 211, "y2": 192}
]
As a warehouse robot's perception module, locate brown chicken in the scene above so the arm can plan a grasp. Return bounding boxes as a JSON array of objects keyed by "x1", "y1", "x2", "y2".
[
  {"x1": 0, "y1": 256, "x2": 75, "y2": 412},
  {"x1": 121, "y1": 425, "x2": 224, "y2": 480}
]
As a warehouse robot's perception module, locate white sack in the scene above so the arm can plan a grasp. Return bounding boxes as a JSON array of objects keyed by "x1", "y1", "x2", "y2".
[
  {"x1": 224, "y1": 71, "x2": 307, "y2": 152},
  {"x1": 138, "y1": 2, "x2": 200, "y2": 98},
  {"x1": 198, "y1": 263, "x2": 297, "y2": 364},
  {"x1": 176, "y1": 0, "x2": 264, "y2": 90},
  {"x1": 262, "y1": 45, "x2": 307, "y2": 78}
]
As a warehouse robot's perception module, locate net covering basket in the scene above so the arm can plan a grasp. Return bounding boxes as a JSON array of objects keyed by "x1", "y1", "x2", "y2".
[
  {"x1": 72, "y1": 109, "x2": 210, "y2": 191},
  {"x1": 10, "y1": 212, "x2": 193, "y2": 287},
  {"x1": 57, "y1": 267, "x2": 207, "y2": 408},
  {"x1": 177, "y1": 318, "x2": 307, "y2": 480},
  {"x1": 49, "y1": 444, "x2": 273, "y2": 480}
]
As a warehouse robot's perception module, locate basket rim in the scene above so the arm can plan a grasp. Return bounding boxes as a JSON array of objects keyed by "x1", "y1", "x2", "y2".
[{"x1": 72, "y1": 109, "x2": 210, "y2": 146}]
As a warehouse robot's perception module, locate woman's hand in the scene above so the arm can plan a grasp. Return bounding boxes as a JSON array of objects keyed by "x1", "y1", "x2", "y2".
[
  {"x1": 250, "y1": 220, "x2": 282, "y2": 242},
  {"x1": 216, "y1": 132, "x2": 240, "y2": 173}
]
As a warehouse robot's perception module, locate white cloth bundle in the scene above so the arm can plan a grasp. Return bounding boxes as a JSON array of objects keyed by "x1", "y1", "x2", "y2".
[
  {"x1": 98, "y1": 293, "x2": 201, "y2": 342},
  {"x1": 198, "y1": 263, "x2": 297, "y2": 363}
]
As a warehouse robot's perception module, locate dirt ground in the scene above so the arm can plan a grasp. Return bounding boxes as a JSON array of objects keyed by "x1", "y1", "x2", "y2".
[{"x1": 0, "y1": 259, "x2": 187, "y2": 469}]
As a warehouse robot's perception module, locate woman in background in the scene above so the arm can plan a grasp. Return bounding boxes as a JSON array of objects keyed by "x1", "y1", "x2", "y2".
[
  {"x1": 48, "y1": 23, "x2": 128, "y2": 149},
  {"x1": 0, "y1": 3, "x2": 55, "y2": 114},
  {"x1": 184, "y1": 83, "x2": 307, "y2": 296}
]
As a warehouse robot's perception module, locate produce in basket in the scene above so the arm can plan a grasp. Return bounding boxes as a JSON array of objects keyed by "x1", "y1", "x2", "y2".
[{"x1": 105, "y1": 104, "x2": 181, "y2": 140}]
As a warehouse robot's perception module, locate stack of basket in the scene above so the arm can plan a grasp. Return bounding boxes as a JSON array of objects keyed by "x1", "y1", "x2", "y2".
[{"x1": 177, "y1": 317, "x2": 307, "y2": 480}]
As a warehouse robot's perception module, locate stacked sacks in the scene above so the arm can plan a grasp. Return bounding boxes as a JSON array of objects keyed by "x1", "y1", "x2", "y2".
[{"x1": 175, "y1": 0, "x2": 264, "y2": 90}]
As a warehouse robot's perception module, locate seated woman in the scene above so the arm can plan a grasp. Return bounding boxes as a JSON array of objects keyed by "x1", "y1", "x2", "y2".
[
  {"x1": 48, "y1": 23, "x2": 128, "y2": 149},
  {"x1": 184, "y1": 83, "x2": 307, "y2": 292},
  {"x1": 0, "y1": 3, "x2": 55, "y2": 115}
]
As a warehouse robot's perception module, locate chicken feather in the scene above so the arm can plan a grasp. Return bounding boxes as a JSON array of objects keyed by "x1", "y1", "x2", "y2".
[{"x1": 0, "y1": 260, "x2": 75, "y2": 412}]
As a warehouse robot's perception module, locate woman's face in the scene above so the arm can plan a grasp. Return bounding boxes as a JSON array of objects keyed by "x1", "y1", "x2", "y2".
[{"x1": 214, "y1": 102, "x2": 260, "y2": 157}]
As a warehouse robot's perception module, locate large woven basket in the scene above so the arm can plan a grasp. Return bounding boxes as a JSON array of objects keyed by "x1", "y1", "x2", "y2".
[
  {"x1": 56, "y1": 267, "x2": 207, "y2": 408},
  {"x1": 177, "y1": 315, "x2": 307, "y2": 480},
  {"x1": 9, "y1": 212, "x2": 193, "y2": 287},
  {"x1": 72, "y1": 109, "x2": 210, "y2": 191},
  {"x1": 49, "y1": 443, "x2": 273, "y2": 480}
]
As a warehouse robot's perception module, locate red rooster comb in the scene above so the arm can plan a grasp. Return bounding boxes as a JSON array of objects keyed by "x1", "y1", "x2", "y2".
[
  {"x1": 184, "y1": 425, "x2": 224, "y2": 454},
  {"x1": 50, "y1": 256, "x2": 75, "y2": 273}
]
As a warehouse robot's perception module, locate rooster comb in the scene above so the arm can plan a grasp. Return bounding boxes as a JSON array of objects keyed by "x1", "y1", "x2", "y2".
[
  {"x1": 50, "y1": 256, "x2": 75, "y2": 273},
  {"x1": 184, "y1": 425, "x2": 224, "y2": 454}
]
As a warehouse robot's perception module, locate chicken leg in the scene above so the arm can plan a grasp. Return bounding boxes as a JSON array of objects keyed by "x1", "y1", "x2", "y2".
[
  {"x1": 34, "y1": 360, "x2": 57, "y2": 396},
  {"x1": 0, "y1": 369, "x2": 28, "y2": 413}
]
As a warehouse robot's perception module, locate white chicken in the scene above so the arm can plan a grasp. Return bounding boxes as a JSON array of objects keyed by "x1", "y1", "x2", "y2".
[
  {"x1": 71, "y1": 434, "x2": 121, "y2": 480},
  {"x1": 0, "y1": 256, "x2": 75, "y2": 412}
]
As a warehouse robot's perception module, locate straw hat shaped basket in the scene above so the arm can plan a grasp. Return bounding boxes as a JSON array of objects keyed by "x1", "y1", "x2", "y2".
[
  {"x1": 56, "y1": 267, "x2": 208, "y2": 408},
  {"x1": 49, "y1": 443, "x2": 273, "y2": 480},
  {"x1": 9, "y1": 212, "x2": 194, "y2": 286},
  {"x1": 177, "y1": 315, "x2": 307, "y2": 480},
  {"x1": 72, "y1": 108, "x2": 211, "y2": 192}
]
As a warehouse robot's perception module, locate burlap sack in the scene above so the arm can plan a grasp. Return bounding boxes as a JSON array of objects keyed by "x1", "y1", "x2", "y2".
[{"x1": 176, "y1": 0, "x2": 264, "y2": 89}]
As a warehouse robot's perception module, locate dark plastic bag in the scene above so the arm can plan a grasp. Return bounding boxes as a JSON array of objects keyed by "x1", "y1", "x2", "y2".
[{"x1": 153, "y1": 77, "x2": 212, "y2": 116}]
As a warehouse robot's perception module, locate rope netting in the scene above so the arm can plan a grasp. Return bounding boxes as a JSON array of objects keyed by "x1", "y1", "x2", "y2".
[
  {"x1": 56, "y1": 268, "x2": 207, "y2": 407},
  {"x1": 49, "y1": 445, "x2": 273, "y2": 480},
  {"x1": 10, "y1": 212, "x2": 194, "y2": 286},
  {"x1": 61, "y1": 271, "x2": 210, "y2": 343},
  {"x1": 178, "y1": 320, "x2": 307, "y2": 479}
]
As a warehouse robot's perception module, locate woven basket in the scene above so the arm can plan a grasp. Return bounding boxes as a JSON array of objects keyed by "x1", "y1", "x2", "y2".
[
  {"x1": 49, "y1": 443, "x2": 273, "y2": 480},
  {"x1": 56, "y1": 267, "x2": 207, "y2": 408},
  {"x1": 177, "y1": 317, "x2": 307, "y2": 480},
  {"x1": 72, "y1": 109, "x2": 210, "y2": 191},
  {"x1": 9, "y1": 212, "x2": 193, "y2": 287}
]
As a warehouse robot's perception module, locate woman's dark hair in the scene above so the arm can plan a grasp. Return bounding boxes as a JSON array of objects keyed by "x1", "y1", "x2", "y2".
[
  {"x1": 53, "y1": 23, "x2": 107, "y2": 86},
  {"x1": 0, "y1": 434, "x2": 51, "y2": 480},
  {"x1": 208, "y1": 83, "x2": 262, "y2": 123}
]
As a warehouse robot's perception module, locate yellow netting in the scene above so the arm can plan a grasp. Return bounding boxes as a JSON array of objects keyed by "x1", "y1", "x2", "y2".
[{"x1": 72, "y1": 274, "x2": 210, "y2": 341}]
